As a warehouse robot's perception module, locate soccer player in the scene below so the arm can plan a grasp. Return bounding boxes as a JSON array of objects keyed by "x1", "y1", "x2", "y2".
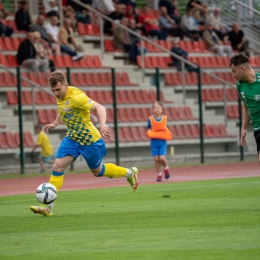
[
  {"x1": 230, "y1": 53, "x2": 260, "y2": 163},
  {"x1": 146, "y1": 101, "x2": 172, "y2": 182},
  {"x1": 30, "y1": 70, "x2": 139, "y2": 216},
  {"x1": 31, "y1": 124, "x2": 54, "y2": 172}
]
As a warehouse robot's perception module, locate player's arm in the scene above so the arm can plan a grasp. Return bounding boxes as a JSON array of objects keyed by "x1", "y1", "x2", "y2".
[
  {"x1": 91, "y1": 102, "x2": 110, "y2": 138},
  {"x1": 241, "y1": 104, "x2": 250, "y2": 146},
  {"x1": 43, "y1": 112, "x2": 61, "y2": 133}
]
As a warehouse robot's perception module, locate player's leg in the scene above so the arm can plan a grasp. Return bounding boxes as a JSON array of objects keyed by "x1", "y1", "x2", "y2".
[
  {"x1": 82, "y1": 139, "x2": 139, "y2": 191},
  {"x1": 254, "y1": 130, "x2": 260, "y2": 164},
  {"x1": 30, "y1": 137, "x2": 79, "y2": 216},
  {"x1": 158, "y1": 142, "x2": 170, "y2": 179},
  {"x1": 154, "y1": 155, "x2": 162, "y2": 182},
  {"x1": 38, "y1": 155, "x2": 45, "y2": 172}
]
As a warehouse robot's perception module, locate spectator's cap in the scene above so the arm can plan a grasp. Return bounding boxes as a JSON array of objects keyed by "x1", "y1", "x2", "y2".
[{"x1": 20, "y1": 1, "x2": 27, "y2": 5}]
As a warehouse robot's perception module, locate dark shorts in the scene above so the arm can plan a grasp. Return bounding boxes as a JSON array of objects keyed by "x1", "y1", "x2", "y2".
[{"x1": 254, "y1": 130, "x2": 260, "y2": 153}]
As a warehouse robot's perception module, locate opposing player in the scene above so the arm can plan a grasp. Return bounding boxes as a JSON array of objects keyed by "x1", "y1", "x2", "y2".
[
  {"x1": 30, "y1": 70, "x2": 139, "y2": 216},
  {"x1": 230, "y1": 53, "x2": 260, "y2": 163}
]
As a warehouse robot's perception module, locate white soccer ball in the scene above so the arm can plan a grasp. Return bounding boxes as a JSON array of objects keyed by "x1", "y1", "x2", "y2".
[{"x1": 35, "y1": 183, "x2": 57, "y2": 204}]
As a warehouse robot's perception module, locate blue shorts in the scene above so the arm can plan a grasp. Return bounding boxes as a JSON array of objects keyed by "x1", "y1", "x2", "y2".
[
  {"x1": 151, "y1": 139, "x2": 167, "y2": 157},
  {"x1": 56, "y1": 137, "x2": 107, "y2": 169},
  {"x1": 39, "y1": 155, "x2": 53, "y2": 163}
]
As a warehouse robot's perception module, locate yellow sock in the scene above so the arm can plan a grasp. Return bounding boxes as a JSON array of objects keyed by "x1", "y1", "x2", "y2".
[
  {"x1": 102, "y1": 163, "x2": 127, "y2": 178},
  {"x1": 49, "y1": 174, "x2": 64, "y2": 192}
]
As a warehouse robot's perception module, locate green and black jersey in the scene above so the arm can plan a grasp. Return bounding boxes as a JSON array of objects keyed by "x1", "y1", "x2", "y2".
[{"x1": 236, "y1": 72, "x2": 260, "y2": 131}]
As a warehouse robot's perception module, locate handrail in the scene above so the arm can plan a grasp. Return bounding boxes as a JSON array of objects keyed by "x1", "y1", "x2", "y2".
[
  {"x1": 71, "y1": 0, "x2": 236, "y2": 90},
  {"x1": 233, "y1": 0, "x2": 260, "y2": 15}
]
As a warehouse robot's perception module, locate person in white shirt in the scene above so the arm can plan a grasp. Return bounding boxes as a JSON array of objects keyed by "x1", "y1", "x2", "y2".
[
  {"x1": 44, "y1": 0, "x2": 59, "y2": 17},
  {"x1": 45, "y1": 15, "x2": 84, "y2": 61},
  {"x1": 206, "y1": 7, "x2": 227, "y2": 40}
]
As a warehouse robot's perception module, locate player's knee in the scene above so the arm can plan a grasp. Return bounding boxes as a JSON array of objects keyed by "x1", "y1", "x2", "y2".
[
  {"x1": 91, "y1": 169, "x2": 100, "y2": 177},
  {"x1": 52, "y1": 162, "x2": 65, "y2": 172}
]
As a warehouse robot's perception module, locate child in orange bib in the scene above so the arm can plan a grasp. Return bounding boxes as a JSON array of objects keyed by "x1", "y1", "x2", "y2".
[{"x1": 146, "y1": 101, "x2": 172, "y2": 181}]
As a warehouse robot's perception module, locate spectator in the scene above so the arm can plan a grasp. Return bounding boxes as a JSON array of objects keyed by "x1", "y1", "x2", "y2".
[
  {"x1": 17, "y1": 31, "x2": 49, "y2": 73},
  {"x1": 63, "y1": 5, "x2": 77, "y2": 29},
  {"x1": 159, "y1": 0, "x2": 180, "y2": 24},
  {"x1": 15, "y1": 0, "x2": 31, "y2": 31},
  {"x1": 186, "y1": 0, "x2": 208, "y2": 19},
  {"x1": 128, "y1": 19, "x2": 148, "y2": 55},
  {"x1": 206, "y1": 7, "x2": 227, "y2": 40},
  {"x1": 45, "y1": 15, "x2": 84, "y2": 60},
  {"x1": 33, "y1": 31, "x2": 56, "y2": 72},
  {"x1": 31, "y1": 15, "x2": 60, "y2": 55},
  {"x1": 225, "y1": 23, "x2": 250, "y2": 57},
  {"x1": 44, "y1": 0, "x2": 59, "y2": 17},
  {"x1": 180, "y1": 7, "x2": 204, "y2": 41},
  {"x1": 58, "y1": 18, "x2": 84, "y2": 54},
  {"x1": 158, "y1": 6, "x2": 184, "y2": 40},
  {"x1": 119, "y1": 0, "x2": 136, "y2": 7},
  {"x1": 103, "y1": 4, "x2": 124, "y2": 35},
  {"x1": 113, "y1": 17, "x2": 139, "y2": 64},
  {"x1": 66, "y1": 0, "x2": 91, "y2": 24},
  {"x1": 168, "y1": 39, "x2": 195, "y2": 71},
  {"x1": 138, "y1": 5, "x2": 167, "y2": 40},
  {"x1": 92, "y1": 0, "x2": 115, "y2": 15},
  {"x1": 0, "y1": 6, "x2": 13, "y2": 37},
  {"x1": 125, "y1": 4, "x2": 148, "y2": 37},
  {"x1": 202, "y1": 22, "x2": 232, "y2": 57}
]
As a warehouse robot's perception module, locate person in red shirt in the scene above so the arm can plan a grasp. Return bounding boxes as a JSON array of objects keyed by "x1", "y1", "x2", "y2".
[{"x1": 138, "y1": 5, "x2": 167, "y2": 40}]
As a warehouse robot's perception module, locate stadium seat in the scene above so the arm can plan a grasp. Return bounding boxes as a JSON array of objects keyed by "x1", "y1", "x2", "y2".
[
  {"x1": 7, "y1": 91, "x2": 17, "y2": 105},
  {"x1": 24, "y1": 131, "x2": 36, "y2": 147},
  {"x1": 0, "y1": 132, "x2": 9, "y2": 149},
  {"x1": 37, "y1": 110, "x2": 49, "y2": 124},
  {"x1": 204, "y1": 124, "x2": 214, "y2": 138},
  {"x1": 6, "y1": 132, "x2": 19, "y2": 148},
  {"x1": 190, "y1": 124, "x2": 200, "y2": 138},
  {"x1": 122, "y1": 127, "x2": 135, "y2": 142},
  {"x1": 6, "y1": 55, "x2": 18, "y2": 67},
  {"x1": 138, "y1": 127, "x2": 149, "y2": 141},
  {"x1": 77, "y1": 22, "x2": 86, "y2": 35},
  {"x1": 130, "y1": 127, "x2": 143, "y2": 142},
  {"x1": 118, "y1": 127, "x2": 127, "y2": 142}
]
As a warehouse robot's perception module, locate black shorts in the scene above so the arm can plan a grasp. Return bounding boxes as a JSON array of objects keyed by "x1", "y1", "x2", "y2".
[{"x1": 254, "y1": 130, "x2": 260, "y2": 153}]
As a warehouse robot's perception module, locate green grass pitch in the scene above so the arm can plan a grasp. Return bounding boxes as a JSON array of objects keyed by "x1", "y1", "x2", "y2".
[{"x1": 0, "y1": 177, "x2": 260, "y2": 260}]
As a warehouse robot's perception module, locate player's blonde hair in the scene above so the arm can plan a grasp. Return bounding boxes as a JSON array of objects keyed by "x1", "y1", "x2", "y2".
[{"x1": 48, "y1": 70, "x2": 67, "y2": 87}]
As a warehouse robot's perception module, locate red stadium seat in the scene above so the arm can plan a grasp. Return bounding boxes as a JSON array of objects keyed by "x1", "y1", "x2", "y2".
[
  {"x1": 6, "y1": 132, "x2": 19, "y2": 148},
  {"x1": 77, "y1": 22, "x2": 86, "y2": 35},
  {"x1": 0, "y1": 132, "x2": 9, "y2": 149},
  {"x1": 7, "y1": 91, "x2": 17, "y2": 105},
  {"x1": 37, "y1": 110, "x2": 50, "y2": 124},
  {"x1": 130, "y1": 127, "x2": 143, "y2": 142},
  {"x1": 24, "y1": 131, "x2": 36, "y2": 147}
]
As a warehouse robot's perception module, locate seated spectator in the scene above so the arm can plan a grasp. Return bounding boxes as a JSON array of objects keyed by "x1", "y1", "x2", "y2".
[
  {"x1": 58, "y1": 18, "x2": 84, "y2": 54},
  {"x1": 138, "y1": 5, "x2": 167, "y2": 40},
  {"x1": 128, "y1": 19, "x2": 148, "y2": 55},
  {"x1": 103, "y1": 4, "x2": 124, "y2": 35},
  {"x1": 225, "y1": 23, "x2": 250, "y2": 57},
  {"x1": 31, "y1": 15, "x2": 60, "y2": 55},
  {"x1": 44, "y1": 0, "x2": 59, "y2": 17},
  {"x1": 205, "y1": 7, "x2": 227, "y2": 40},
  {"x1": 15, "y1": 0, "x2": 31, "y2": 31},
  {"x1": 0, "y1": 6, "x2": 13, "y2": 37},
  {"x1": 125, "y1": 4, "x2": 148, "y2": 37},
  {"x1": 66, "y1": 0, "x2": 91, "y2": 24},
  {"x1": 192, "y1": 8, "x2": 203, "y2": 25},
  {"x1": 17, "y1": 31, "x2": 49, "y2": 73},
  {"x1": 186, "y1": 0, "x2": 208, "y2": 19},
  {"x1": 45, "y1": 15, "x2": 84, "y2": 61},
  {"x1": 159, "y1": 0, "x2": 180, "y2": 24},
  {"x1": 180, "y1": 7, "x2": 204, "y2": 41},
  {"x1": 33, "y1": 31, "x2": 55, "y2": 72},
  {"x1": 92, "y1": 0, "x2": 115, "y2": 15},
  {"x1": 63, "y1": 5, "x2": 77, "y2": 29},
  {"x1": 202, "y1": 22, "x2": 232, "y2": 57},
  {"x1": 119, "y1": 0, "x2": 136, "y2": 7},
  {"x1": 158, "y1": 6, "x2": 184, "y2": 40},
  {"x1": 113, "y1": 17, "x2": 139, "y2": 64},
  {"x1": 168, "y1": 39, "x2": 195, "y2": 71}
]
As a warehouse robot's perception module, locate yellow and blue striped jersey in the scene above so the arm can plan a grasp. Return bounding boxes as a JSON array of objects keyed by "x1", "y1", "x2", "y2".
[{"x1": 56, "y1": 86, "x2": 101, "y2": 145}]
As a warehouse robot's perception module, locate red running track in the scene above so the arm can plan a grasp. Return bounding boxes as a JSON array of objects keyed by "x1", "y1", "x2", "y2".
[{"x1": 0, "y1": 161, "x2": 260, "y2": 197}]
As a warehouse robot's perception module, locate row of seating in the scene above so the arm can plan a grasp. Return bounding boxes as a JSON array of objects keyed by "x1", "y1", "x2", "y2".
[
  {"x1": 0, "y1": 72, "x2": 138, "y2": 87},
  {"x1": 0, "y1": 54, "x2": 105, "y2": 68},
  {"x1": 0, "y1": 131, "x2": 35, "y2": 149},
  {"x1": 137, "y1": 56, "x2": 260, "y2": 69},
  {"x1": 1, "y1": 19, "x2": 25, "y2": 33},
  {"x1": 7, "y1": 89, "x2": 172, "y2": 106},
  {"x1": 202, "y1": 88, "x2": 238, "y2": 102},
  {"x1": 165, "y1": 71, "x2": 236, "y2": 86},
  {"x1": 37, "y1": 106, "x2": 197, "y2": 125},
  {"x1": 0, "y1": 37, "x2": 24, "y2": 51},
  {"x1": 103, "y1": 124, "x2": 234, "y2": 143}
]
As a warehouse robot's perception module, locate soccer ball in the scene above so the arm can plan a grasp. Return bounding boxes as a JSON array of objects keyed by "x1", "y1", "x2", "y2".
[{"x1": 35, "y1": 183, "x2": 57, "y2": 204}]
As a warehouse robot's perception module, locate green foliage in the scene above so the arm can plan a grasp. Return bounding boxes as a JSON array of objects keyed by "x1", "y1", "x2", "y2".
[{"x1": 0, "y1": 177, "x2": 260, "y2": 260}]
